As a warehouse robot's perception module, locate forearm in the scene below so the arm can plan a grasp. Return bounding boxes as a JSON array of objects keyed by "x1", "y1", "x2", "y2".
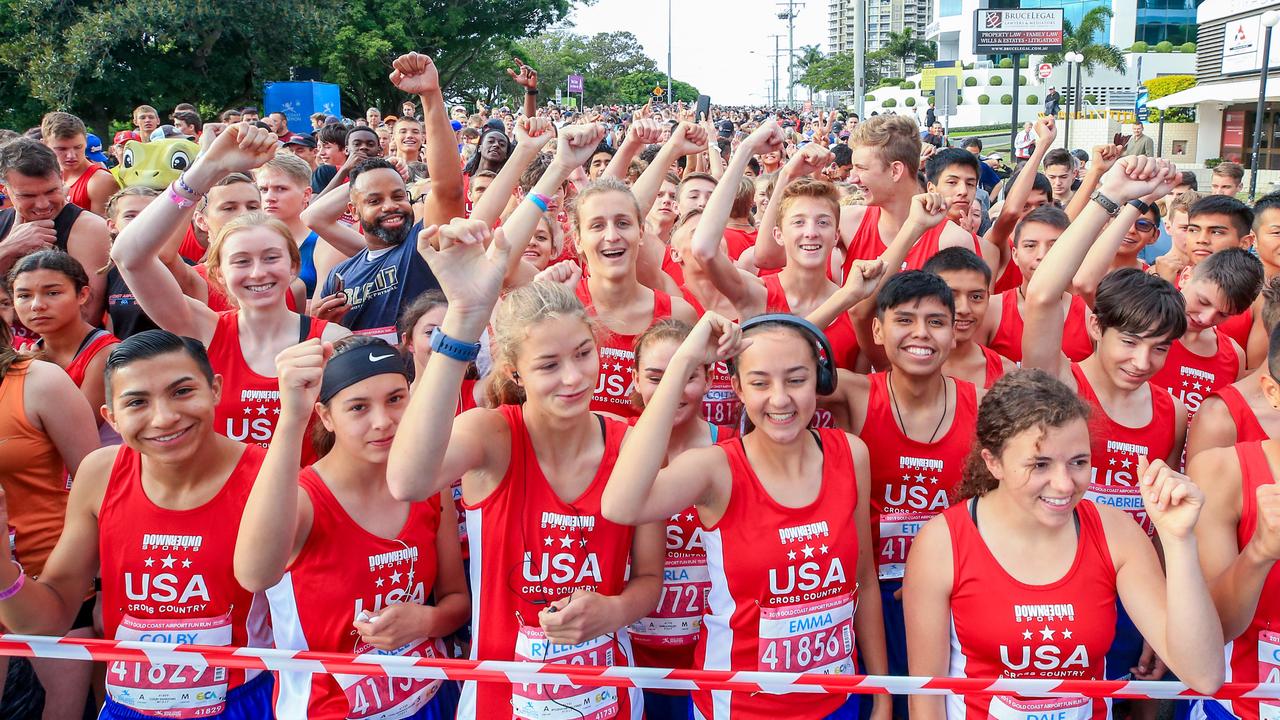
[
  {"x1": 112, "y1": 163, "x2": 217, "y2": 269},
  {"x1": 754, "y1": 169, "x2": 796, "y2": 269},
  {"x1": 1159, "y1": 536, "x2": 1226, "y2": 689},
  {"x1": 420, "y1": 89, "x2": 464, "y2": 222},
  {"x1": 497, "y1": 159, "x2": 575, "y2": 267},
  {"x1": 234, "y1": 412, "x2": 306, "y2": 592},
  {"x1": 1066, "y1": 167, "x2": 1104, "y2": 221},
  {"x1": 632, "y1": 145, "x2": 682, "y2": 217},
  {"x1": 472, "y1": 145, "x2": 540, "y2": 229},
  {"x1": 852, "y1": 566, "x2": 889, "y2": 676},
  {"x1": 1026, "y1": 202, "x2": 1110, "y2": 305},
  {"x1": 691, "y1": 146, "x2": 753, "y2": 262},
  {"x1": 523, "y1": 92, "x2": 537, "y2": 120},
  {"x1": 1072, "y1": 205, "x2": 1139, "y2": 301},
  {"x1": 0, "y1": 560, "x2": 81, "y2": 635},
  {"x1": 1210, "y1": 540, "x2": 1277, "y2": 640},
  {"x1": 602, "y1": 136, "x2": 644, "y2": 181},
  {"x1": 707, "y1": 144, "x2": 725, "y2": 179},
  {"x1": 608, "y1": 571, "x2": 663, "y2": 628}
]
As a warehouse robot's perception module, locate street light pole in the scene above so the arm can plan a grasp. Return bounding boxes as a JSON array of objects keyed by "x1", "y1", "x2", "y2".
[
  {"x1": 667, "y1": 0, "x2": 673, "y2": 102},
  {"x1": 1064, "y1": 51, "x2": 1083, "y2": 149},
  {"x1": 1250, "y1": 10, "x2": 1280, "y2": 200}
]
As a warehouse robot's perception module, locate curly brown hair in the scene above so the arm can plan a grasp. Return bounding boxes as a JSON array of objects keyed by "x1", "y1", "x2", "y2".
[{"x1": 957, "y1": 369, "x2": 1091, "y2": 500}]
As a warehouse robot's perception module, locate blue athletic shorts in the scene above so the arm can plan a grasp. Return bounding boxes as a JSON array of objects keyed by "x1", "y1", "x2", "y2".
[
  {"x1": 880, "y1": 579, "x2": 909, "y2": 720},
  {"x1": 644, "y1": 690, "x2": 695, "y2": 720},
  {"x1": 99, "y1": 671, "x2": 273, "y2": 720}
]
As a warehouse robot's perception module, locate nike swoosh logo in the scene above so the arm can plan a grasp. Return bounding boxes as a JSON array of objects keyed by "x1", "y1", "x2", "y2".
[{"x1": 369, "y1": 353, "x2": 395, "y2": 362}]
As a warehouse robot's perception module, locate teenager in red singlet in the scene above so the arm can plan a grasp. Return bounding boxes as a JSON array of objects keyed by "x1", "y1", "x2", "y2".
[
  {"x1": 0, "y1": 330, "x2": 277, "y2": 718},
  {"x1": 904, "y1": 369, "x2": 1223, "y2": 720},
  {"x1": 387, "y1": 216, "x2": 664, "y2": 720},
  {"x1": 923, "y1": 248, "x2": 1015, "y2": 388},
  {"x1": 1149, "y1": 249, "x2": 1261, "y2": 423},
  {"x1": 10, "y1": 249, "x2": 120, "y2": 443},
  {"x1": 1024, "y1": 156, "x2": 1199, "y2": 690},
  {"x1": 603, "y1": 312, "x2": 889, "y2": 720},
  {"x1": 1191, "y1": 327, "x2": 1280, "y2": 720},
  {"x1": 695, "y1": 123, "x2": 862, "y2": 371},
  {"x1": 113, "y1": 125, "x2": 349, "y2": 460},
  {"x1": 626, "y1": 319, "x2": 737, "y2": 719},
  {"x1": 41, "y1": 111, "x2": 117, "y2": 217},
  {"x1": 236, "y1": 337, "x2": 469, "y2": 719},
  {"x1": 1189, "y1": 279, "x2": 1280, "y2": 458}
]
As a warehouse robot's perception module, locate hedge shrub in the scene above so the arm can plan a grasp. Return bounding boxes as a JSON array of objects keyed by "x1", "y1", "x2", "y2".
[
  {"x1": 883, "y1": 98, "x2": 897, "y2": 107},
  {"x1": 964, "y1": 76, "x2": 978, "y2": 87},
  {"x1": 990, "y1": 75, "x2": 1004, "y2": 86},
  {"x1": 1131, "y1": 41, "x2": 1149, "y2": 52},
  {"x1": 1155, "y1": 41, "x2": 1174, "y2": 52},
  {"x1": 978, "y1": 94, "x2": 990, "y2": 104},
  {"x1": 900, "y1": 80, "x2": 916, "y2": 89},
  {"x1": 1000, "y1": 94, "x2": 1013, "y2": 105},
  {"x1": 1019, "y1": 75, "x2": 1028, "y2": 86},
  {"x1": 905, "y1": 96, "x2": 917, "y2": 106},
  {"x1": 1180, "y1": 42, "x2": 1197, "y2": 53},
  {"x1": 1144, "y1": 74, "x2": 1196, "y2": 100},
  {"x1": 1026, "y1": 94, "x2": 1039, "y2": 105},
  {"x1": 999, "y1": 58, "x2": 1013, "y2": 68}
]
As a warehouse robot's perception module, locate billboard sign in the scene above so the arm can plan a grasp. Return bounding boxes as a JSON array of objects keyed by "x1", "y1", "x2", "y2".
[
  {"x1": 974, "y1": 9, "x2": 1064, "y2": 54},
  {"x1": 567, "y1": 74, "x2": 584, "y2": 93}
]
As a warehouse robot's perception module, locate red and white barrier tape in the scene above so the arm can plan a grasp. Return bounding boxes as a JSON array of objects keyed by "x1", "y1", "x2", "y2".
[{"x1": 0, "y1": 633, "x2": 1273, "y2": 700}]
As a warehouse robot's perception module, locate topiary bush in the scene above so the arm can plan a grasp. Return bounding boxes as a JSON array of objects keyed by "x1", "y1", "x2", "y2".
[
  {"x1": 964, "y1": 76, "x2": 978, "y2": 87},
  {"x1": 1084, "y1": 93, "x2": 1098, "y2": 104},
  {"x1": 1021, "y1": 57, "x2": 1029, "y2": 67},
  {"x1": 1026, "y1": 94, "x2": 1039, "y2": 105},
  {"x1": 900, "y1": 80, "x2": 916, "y2": 89},
  {"x1": 1019, "y1": 75, "x2": 1028, "y2": 86},
  {"x1": 866, "y1": 95, "x2": 876, "y2": 102},
  {"x1": 1000, "y1": 94, "x2": 1013, "y2": 105},
  {"x1": 905, "y1": 96, "x2": 917, "y2": 106},
  {"x1": 1180, "y1": 42, "x2": 1197, "y2": 53},
  {"x1": 1156, "y1": 40, "x2": 1174, "y2": 52},
  {"x1": 978, "y1": 94, "x2": 991, "y2": 104},
  {"x1": 999, "y1": 58, "x2": 1013, "y2": 68},
  {"x1": 990, "y1": 75, "x2": 1004, "y2": 86},
  {"x1": 1131, "y1": 41, "x2": 1149, "y2": 52},
  {"x1": 883, "y1": 98, "x2": 897, "y2": 107}
]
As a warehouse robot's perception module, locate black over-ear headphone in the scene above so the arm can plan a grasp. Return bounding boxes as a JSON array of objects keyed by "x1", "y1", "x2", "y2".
[{"x1": 732, "y1": 313, "x2": 838, "y2": 396}]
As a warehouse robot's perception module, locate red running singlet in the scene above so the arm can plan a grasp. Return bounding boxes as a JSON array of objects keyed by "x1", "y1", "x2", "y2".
[
  {"x1": 1218, "y1": 307, "x2": 1254, "y2": 351},
  {"x1": 982, "y1": 345, "x2": 1007, "y2": 389},
  {"x1": 207, "y1": 311, "x2": 327, "y2": 463},
  {"x1": 267, "y1": 470, "x2": 444, "y2": 719},
  {"x1": 1150, "y1": 332, "x2": 1240, "y2": 422},
  {"x1": 1221, "y1": 442, "x2": 1280, "y2": 720},
  {"x1": 98, "y1": 443, "x2": 271, "y2": 718},
  {"x1": 861, "y1": 373, "x2": 977, "y2": 580},
  {"x1": 1073, "y1": 364, "x2": 1176, "y2": 536},
  {"x1": 763, "y1": 274, "x2": 859, "y2": 371},
  {"x1": 66, "y1": 164, "x2": 106, "y2": 212},
  {"x1": 842, "y1": 210, "x2": 980, "y2": 279},
  {"x1": 457, "y1": 404, "x2": 641, "y2": 720},
  {"x1": 61, "y1": 328, "x2": 119, "y2": 387},
  {"x1": 944, "y1": 499, "x2": 1117, "y2": 720},
  {"x1": 1212, "y1": 384, "x2": 1270, "y2": 443},
  {"x1": 694, "y1": 428, "x2": 862, "y2": 720},
  {"x1": 576, "y1": 279, "x2": 672, "y2": 419},
  {"x1": 988, "y1": 291, "x2": 1093, "y2": 363}
]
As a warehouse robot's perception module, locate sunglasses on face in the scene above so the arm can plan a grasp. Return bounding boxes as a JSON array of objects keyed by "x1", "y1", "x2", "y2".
[{"x1": 1135, "y1": 219, "x2": 1157, "y2": 233}]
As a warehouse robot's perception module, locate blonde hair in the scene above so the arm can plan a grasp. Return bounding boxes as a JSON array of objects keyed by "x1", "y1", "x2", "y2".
[
  {"x1": 41, "y1": 112, "x2": 86, "y2": 141},
  {"x1": 777, "y1": 177, "x2": 841, "y2": 223},
  {"x1": 258, "y1": 153, "x2": 312, "y2": 188},
  {"x1": 487, "y1": 281, "x2": 595, "y2": 406},
  {"x1": 850, "y1": 114, "x2": 921, "y2": 170},
  {"x1": 203, "y1": 211, "x2": 301, "y2": 292},
  {"x1": 569, "y1": 177, "x2": 642, "y2": 237}
]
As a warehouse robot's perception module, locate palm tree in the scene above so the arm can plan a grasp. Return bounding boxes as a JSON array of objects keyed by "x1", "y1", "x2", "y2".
[
  {"x1": 1041, "y1": 6, "x2": 1126, "y2": 76},
  {"x1": 881, "y1": 28, "x2": 936, "y2": 78},
  {"x1": 794, "y1": 45, "x2": 826, "y2": 101}
]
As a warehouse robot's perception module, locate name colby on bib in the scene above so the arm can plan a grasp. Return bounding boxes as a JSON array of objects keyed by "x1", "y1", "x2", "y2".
[
  {"x1": 98, "y1": 444, "x2": 270, "y2": 718},
  {"x1": 944, "y1": 500, "x2": 1117, "y2": 720},
  {"x1": 695, "y1": 429, "x2": 862, "y2": 720}
]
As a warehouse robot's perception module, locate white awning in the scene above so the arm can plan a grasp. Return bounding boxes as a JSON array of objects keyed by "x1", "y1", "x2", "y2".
[{"x1": 1150, "y1": 77, "x2": 1280, "y2": 108}]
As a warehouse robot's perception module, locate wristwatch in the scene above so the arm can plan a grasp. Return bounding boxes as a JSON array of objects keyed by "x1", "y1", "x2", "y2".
[
  {"x1": 1090, "y1": 190, "x2": 1121, "y2": 217},
  {"x1": 430, "y1": 328, "x2": 481, "y2": 363},
  {"x1": 1128, "y1": 199, "x2": 1151, "y2": 215}
]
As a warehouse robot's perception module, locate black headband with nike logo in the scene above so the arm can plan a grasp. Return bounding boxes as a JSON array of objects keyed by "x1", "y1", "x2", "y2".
[{"x1": 319, "y1": 339, "x2": 409, "y2": 404}]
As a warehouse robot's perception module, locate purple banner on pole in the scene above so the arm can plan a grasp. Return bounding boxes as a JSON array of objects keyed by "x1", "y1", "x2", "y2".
[{"x1": 568, "y1": 74, "x2": 584, "y2": 93}]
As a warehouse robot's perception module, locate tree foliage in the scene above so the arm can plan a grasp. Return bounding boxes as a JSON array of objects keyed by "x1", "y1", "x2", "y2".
[
  {"x1": 615, "y1": 71, "x2": 699, "y2": 104},
  {"x1": 513, "y1": 30, "x2": 670, "y2": 104},
  {"x1": 1041, "y1": 6, "x2": 1125, "y2": 76},
  {"x1": 1144, "y1": 75, "x2": 1196, "y2": 100},
  {"x1": 881, "y1": 28, "x2": 936, "y2": 78}
]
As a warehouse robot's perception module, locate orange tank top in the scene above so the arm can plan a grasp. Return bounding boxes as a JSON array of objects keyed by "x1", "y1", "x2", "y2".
[{"x1": 0, "y1": 360, "x2": 71, "y2": 577}]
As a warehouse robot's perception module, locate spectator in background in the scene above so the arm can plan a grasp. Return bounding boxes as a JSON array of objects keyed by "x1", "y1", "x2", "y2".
[
  {"x1": 171, "y1": 110, "x2": 202, "y2": 138},
  {"x1": 240, "y1": 107, "x2": 260, "y2": 123},
  {"x1": 282, "y1": 134, "x2": 319, "y2": 171},
  {"x1": 220, "y1": 108, "x2": 242, "y2": 124},
  {"x1": 925, "y1": 100, "x2": 937, "y2": 128},
  {"x1": 1014, "y1": 121, "x2": 1035, "y2": 160},
  {"x1": 309, "y1": 112, "x2": 327, "y2": 131},
  {"x1": 1172, "y1": 170, "x2": 1198, "y2": 200},
  {"x1": 365, "y1": 107, "x2": 382, "y2": 127},
  {"x1": 1045, "y1": 86, "x2": 1061, "y2": 117},
  {"x1": 1211, "y1": 161, "x2": 1244, "y2": 197},
  {"x1": 923, "y1": 120, "x2": 947, "y2": 148},
  {"x1": 267, "y1": 112, "x2": 294, "y2": 143},
  {"x1": 132, "y1": 104, "x2": 160, "y2": 141},
  {"x1": 1123, "y1": 121, "x2": 1155, "y2": 157},
  {"x1": 963, "y1": 137, "x2": 1000, "y2": 193}
]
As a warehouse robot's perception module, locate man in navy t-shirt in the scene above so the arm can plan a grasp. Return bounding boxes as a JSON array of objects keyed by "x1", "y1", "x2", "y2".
[{"x1": 319, "y1": 157, "x2": 439, "y2": 341}]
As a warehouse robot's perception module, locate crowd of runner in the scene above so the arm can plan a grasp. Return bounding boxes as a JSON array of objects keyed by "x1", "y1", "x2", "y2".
[{"x1": 0, "y1": 49, "x2": 1277, "y2": 720}]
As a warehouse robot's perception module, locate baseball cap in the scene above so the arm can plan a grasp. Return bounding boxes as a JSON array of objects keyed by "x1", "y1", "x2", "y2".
[
  {"x1": 283, "y1": 133, "x2": 317, "y2": 149},
  {"x1": 150, "y1": 125, "x2": 189, "y2": 141},
  {"x1": 450, "y1": 120, "x2": 463, "y2": 132},
  {"x1": 113, "y1": 130, "x2": 140, "y2": 146},
  {"x1": 982, "y1": 153, "x2": 1003, "y2": 161},
  {"x1": 484, "y1": 118, "x2": 506, "y2": 132},
  {"x1": 84, "y1": 134, "x2": 109, "y2": 163}
]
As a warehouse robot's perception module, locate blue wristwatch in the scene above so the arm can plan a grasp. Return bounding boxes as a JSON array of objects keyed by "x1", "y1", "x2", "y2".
[{"x1": 430, "y1": 327, "x2": 481, "y2": 363}]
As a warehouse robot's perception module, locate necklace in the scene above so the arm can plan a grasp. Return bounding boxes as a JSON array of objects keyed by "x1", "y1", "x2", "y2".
[{"x1": 887, "y1": 370, "x2": 949, "y2": 444}]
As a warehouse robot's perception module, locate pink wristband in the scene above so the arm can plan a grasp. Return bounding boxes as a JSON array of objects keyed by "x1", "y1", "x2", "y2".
[
  {"x1": 166, "y1": 183, "x2": 197, "y2": 210},
  {"x1": 0, "y1": 563, "x2": 25, "y2": 601}
]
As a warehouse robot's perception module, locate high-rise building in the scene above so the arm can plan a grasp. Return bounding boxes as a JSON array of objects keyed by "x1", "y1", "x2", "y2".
[{"x1": 828, "y1": 0, "x2": 935, "y2": 73}]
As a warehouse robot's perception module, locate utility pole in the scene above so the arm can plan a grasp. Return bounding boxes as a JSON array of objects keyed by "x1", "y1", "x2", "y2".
[
  {"x1": 777, "y1": 1, "x2": 803, "y2": 107},
  {"x1": 667, "y1": 0, "x2": 673, "y2": 102},
  {"x1": 771, "y1": 34, "x2": 783, "y2": 108}
]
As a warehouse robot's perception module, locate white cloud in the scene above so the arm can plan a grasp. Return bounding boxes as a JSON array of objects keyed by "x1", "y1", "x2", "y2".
[{"x1": 565, "y1": 0, "x2": 829, "y2": 105}]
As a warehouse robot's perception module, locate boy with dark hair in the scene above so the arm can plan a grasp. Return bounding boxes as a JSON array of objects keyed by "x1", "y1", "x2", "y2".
[
  {"x1": 1188, "y1": 276, "x2": 1280, "y2": 458},
  {"x1": 826, "y1": 143, "x2": 854, "y2": 181},
  {"x1": 311, "y1": 123, "x2": 349, "y2": 193},
  {"x1": 1187, "y1": 194, "x2": 1255, "y2": 256},
  {"x1": 40, "y1": 111, "x2": 117, "y2": 216},
  {"x1": 1043, "y1": 147, "x2": 1078, "y2": 207},
  {"x1": 923, "y1": 247, "x2": 1014, "y2": 388}
]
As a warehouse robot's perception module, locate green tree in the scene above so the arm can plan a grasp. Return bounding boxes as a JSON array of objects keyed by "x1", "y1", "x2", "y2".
[
  {"x1": 0, "y1": 0, "x2": 338, "y2": 134},
  {"x1": 1041, "y1": 6, "x2": 1125, "y2": 76},
  {"x1": 513, "y1": 30, "x2": 659, "y2": 105},
  {"x1": 881, "y1": 28, "x2": 936, "y2": 78},
  {"x1": 794, "y1": 44, "x2": 825, "y2": 101},
  {"x1": 615, "y1": 71, "x2": 699, "y2": 104}
]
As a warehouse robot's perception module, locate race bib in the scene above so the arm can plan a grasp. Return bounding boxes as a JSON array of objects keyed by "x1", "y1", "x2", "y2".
[
  {"x1": 629, "y1": 555, "x2": 710, "y2": 647},
  {"x1": 1258, "y1": 630, "x2": 1280, "y2": 720},
  {"x1": 702, "y1": 388, "x2": 741, "y2": 427},
  {"x1": 107, "y1": 613, "x2": 232, "y2": 719},
  {"x1": 1083, "y1": 485, "x2": 1151, "y2": 536},
  {"x1": 877, "y1": 513, "x2": 930, "y2": 580},
  {"x1": 512, "y1": 626, "x2": 619, "y2": 720},
  {"x1": 757, "y1": 594, "x2": 856, "y2": 689},
  {"x1": 335, "y1": 638, "x2": 443, "y2": 720},
  {"x1": 987, "y1": 695, "x2": 1092, "y2": 720}
]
